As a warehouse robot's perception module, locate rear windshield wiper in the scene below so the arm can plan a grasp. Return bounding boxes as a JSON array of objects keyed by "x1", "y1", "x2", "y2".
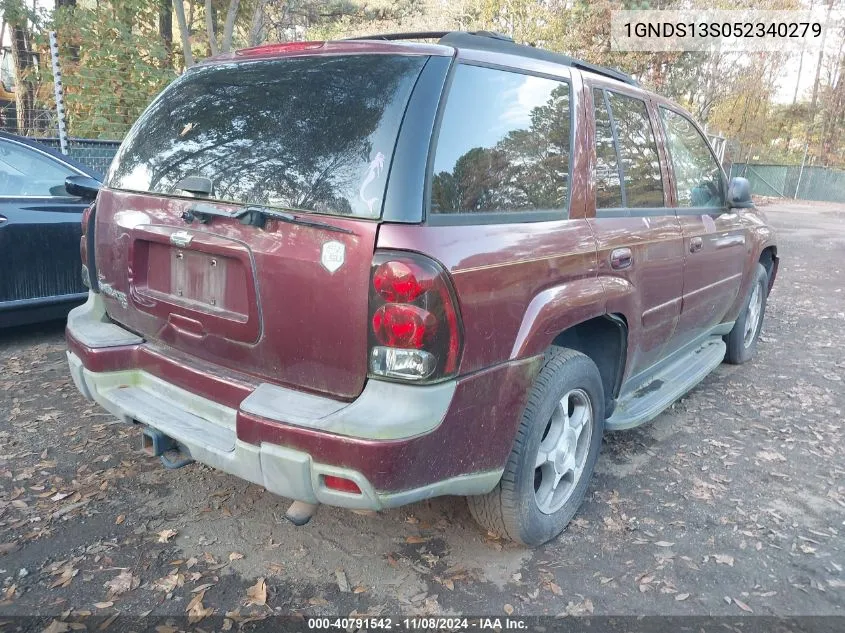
[
  {"x1": 240, "y1": 205, "x2": 355, "y2": 234},
  {"x1": 182, "y1": 202, "x2": 354, "y2": 234}
]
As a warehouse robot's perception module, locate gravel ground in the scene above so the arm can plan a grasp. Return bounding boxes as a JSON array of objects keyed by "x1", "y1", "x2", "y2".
[{"x1": 0, "y1": 199, "x2": 843, "y2": 625}]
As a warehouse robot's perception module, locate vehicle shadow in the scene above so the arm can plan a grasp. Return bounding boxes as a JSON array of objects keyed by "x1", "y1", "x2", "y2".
[{"x1": 0, "y1": 318, "x2": 67, "y2": 350}]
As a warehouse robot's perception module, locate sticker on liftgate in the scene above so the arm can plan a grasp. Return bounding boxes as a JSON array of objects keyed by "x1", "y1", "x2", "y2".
[{"x1": 321, "y1": 240, "x2": 345, "y2": 273}]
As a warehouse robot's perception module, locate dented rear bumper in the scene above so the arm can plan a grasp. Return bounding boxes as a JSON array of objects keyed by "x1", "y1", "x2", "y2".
[{"x1": 66, "y1": 293, "x2": 541, "y2": 509}]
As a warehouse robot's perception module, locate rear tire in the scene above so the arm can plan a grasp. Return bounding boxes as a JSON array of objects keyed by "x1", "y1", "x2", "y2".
[
  {"x1": 467, "y1": 348, "x2": 604, "y2": 546},
  {"x1": 724, "y1": 263, "x2": 768, "y2": 365}
]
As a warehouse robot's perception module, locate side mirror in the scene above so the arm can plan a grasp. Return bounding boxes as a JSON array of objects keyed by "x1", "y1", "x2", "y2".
[
  {"x1": 727, "y1": 176, "x2": 754, "y2": 209},
  {"x1": 65, "y1": 175, "x2": 101, "y2": 201}
]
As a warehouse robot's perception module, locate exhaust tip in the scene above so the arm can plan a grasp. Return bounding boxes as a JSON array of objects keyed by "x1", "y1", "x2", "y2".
[{"x1": 285, "y1": 500, "x2": 318, "y2": 526}]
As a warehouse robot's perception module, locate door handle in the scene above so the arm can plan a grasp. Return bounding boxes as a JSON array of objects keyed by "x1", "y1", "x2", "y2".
[
  {"x1": 689, "y1": 237, "x2": 703, "y2": 253},
  {"x1": 0, "y1": 214, "x2": 7, "y2": 226},
  {"x1": 610, "y1": 247, "x2": 633, "y2": 270}
]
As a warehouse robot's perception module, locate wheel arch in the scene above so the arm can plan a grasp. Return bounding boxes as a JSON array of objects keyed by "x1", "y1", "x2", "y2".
[
  {"x1": 758, "y1": 244, "x2": 778, "y2": 295},
  {"x1": 551, "y1": 314, "x2": 628, "y2": 417}
]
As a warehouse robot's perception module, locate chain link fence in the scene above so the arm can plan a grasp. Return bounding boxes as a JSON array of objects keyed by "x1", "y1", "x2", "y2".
[
  {"x1": 35, "y1": 137, "x2": 121, "y2": 176},
  {"x1": 730, "y1": 163, "x2": 845, "y2": 203}
]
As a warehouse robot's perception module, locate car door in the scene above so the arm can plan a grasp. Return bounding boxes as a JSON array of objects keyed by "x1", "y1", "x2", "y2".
[
  {"x1": 0, "y1": 137, "x2": 90, "y2": 311},
  {"x1": 586, "y1": 85, "x2": 686, "y2": 379},
  {"x1": 657, "y1": 106, "x2": 747, "y2": 348}
]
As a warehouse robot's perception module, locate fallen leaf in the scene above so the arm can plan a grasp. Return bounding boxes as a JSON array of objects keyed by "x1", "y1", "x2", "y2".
[
  {"x1": 714, "y1": 554, "x2": 735, "y2": 566},
  {"x1": 548, "y1": 582, "x2": 563, "y2": 596},
  {"x1": 733, "y1": 598, "x2": 753, "y2": 613},
  {"x1": 93, "y1": 601, "x2": 113, "y2": 609},
  {"x1": 41, "y1": 621, "x2": 71, "y2": 633},
  {"x1": 335, "y1": 569, "x2": 350, "y2": 593},
  {"x1": 352, "y1": 585, "x2": 367, "y2": 594},
  {"x1": 675, "y1": 593, "x2": 690, "y2": 601},
  {"x1": 115, "y1": 515, "x2": 125, "y2": 525},
  {"x1": 185, "y1": 590, "x2": 205, "y2": 612},
  {"x1": 51, "y1": 492, "x2": 73, "y2": 502},
  {"x1": 503, "y1": 604, "x2": 514, "y2": 615},
  {"x1": 151, "y1": 571, "x2": 183, "y2": 593},
  {"x1": 104, "y1": 570, "x2": 138, "y2": 596},
  {"x1": 405, "y1": 536, "x2": 428, "y2": 544},
  {"x1": 192, "y1": 583, "x2": 215, "y2": 593},
  {"x1": 229, "y1": 552, "x2": 244, "y2": 561},
  {"x1": 99, "y1": 613, "x2": 119, "y2": 630},
  {"x1": 654, "y1": 541, "x2": 675, "y2": 547},
  {"x1": 563, "y1": 599, "x2": 595, "y2": 616},
  {"x1": 157, "y1": 529, "x2": 178, "y2": 543},
  {"x1": 244, "y1": 578, "x2": 266, "y2": 606}
]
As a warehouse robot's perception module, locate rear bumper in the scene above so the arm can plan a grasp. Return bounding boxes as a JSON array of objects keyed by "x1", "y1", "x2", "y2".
[{"x1": 66, "y1": 294, "x2": 542, "y2": 509}]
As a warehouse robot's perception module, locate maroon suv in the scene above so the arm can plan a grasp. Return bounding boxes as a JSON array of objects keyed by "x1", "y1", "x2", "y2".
[{"x1": 66, "y1": 31, "x2": 778, "y2": 545}]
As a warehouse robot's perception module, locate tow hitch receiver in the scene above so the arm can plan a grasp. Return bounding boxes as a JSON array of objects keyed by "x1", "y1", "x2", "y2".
[
  {"x1": 141, "y1": 427, "x2": 175, "y2": 457},
  {"x1": 140, "y1": 427, "x2": 195, "y2": 470}
]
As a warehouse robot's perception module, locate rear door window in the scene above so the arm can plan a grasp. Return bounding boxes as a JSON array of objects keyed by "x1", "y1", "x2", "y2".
[
  {"x1": 660, "y1": 107, "x2": 725, "y2": 208},
  {"x1": 107, "y1": 54, "x2": 428, "y2": 218},
  {"x1": 593, "y1": 89, "x2": 623, "y2": 209},
  {"x1": 605, "y1": 91, "x2": 664, "y2": 208},
  {"x1": 430, "y1": 64, "x2": 572, "y2": 217}
]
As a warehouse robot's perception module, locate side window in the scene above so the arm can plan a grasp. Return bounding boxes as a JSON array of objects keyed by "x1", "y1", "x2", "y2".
[
  {"x1": 430, "y1": 64, "x2": 571, "y2": 215},
  {"x1": 605, "y1": 91, "x2": 664, "y2": 208},
  {"x1": 0, "y1": 140, "x2": 75, "y2": 196},
  {"x1": 593, "y1": 89, "x2": 623, "y2": 209},
  {"x1": 660, "y1": 108, "x2": 725, "y2": 208}
]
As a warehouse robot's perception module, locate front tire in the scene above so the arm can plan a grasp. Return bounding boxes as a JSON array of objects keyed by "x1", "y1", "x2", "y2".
[
  {"x1": 725, "y1": 263, "x2": 768, "y2": 365},
  {"x1": 467, "y1": 348, "x2": 605, "y2": 546}
]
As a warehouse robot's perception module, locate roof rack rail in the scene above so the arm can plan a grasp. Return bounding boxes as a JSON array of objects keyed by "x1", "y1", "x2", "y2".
[
  {"x1": 343, "y1": 31, "x2": 638, "y2": 87},
  {"x1": 570, "y1": 61, "x2": 638, "y2": 86},
  {"x1": 344, "y1": 30, "x2": 514, "y2": 43},
  {"x1": 438, "y1": 32, "x2": 638, "y2": 87}
]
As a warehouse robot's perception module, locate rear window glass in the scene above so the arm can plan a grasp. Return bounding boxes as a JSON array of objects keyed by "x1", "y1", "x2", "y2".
[
  {"x1": 107, "y1": 54, "x2": 427, "y2": 218},
  {"x1": 430, "y1": 64, "x2": 571, "y2": 216}
]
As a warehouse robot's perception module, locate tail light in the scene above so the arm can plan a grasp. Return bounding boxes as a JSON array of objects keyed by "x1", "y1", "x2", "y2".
[{"x1": 368, "y1": 251, "x2": 463, "y2": 382}]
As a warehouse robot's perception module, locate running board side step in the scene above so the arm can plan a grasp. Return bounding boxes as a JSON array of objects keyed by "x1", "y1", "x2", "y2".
[{"x1": 606, "y1": 338, "x2": 726, "y2": 431}]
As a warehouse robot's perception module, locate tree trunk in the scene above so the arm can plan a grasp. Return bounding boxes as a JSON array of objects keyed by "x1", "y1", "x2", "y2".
[
  {"x1": 249, "y1": 0, "x2": 269, "y2": 47},
  {"x1": 221, "y1": 0, "x2": 239, "y2": 52},
  {"x1": 205, "y1": 0, "x2": 219, "y2": 56},
  {"x1": 159, "y1": 0, "x2": 173, "y2": 64},
  {"x1": 10, "y1": 23, "x2": 35, "y2": 134},
  {"x1": 173, "y1": 0, "x2": 194, "y2": 67}
]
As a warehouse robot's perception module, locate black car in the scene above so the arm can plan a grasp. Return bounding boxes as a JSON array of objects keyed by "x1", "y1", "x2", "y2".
[{"x1": 0, "y1": 132, "x2": 102, "y2": 327}]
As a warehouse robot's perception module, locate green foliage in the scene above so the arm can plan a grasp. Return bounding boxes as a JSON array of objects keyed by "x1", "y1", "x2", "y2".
[{"x1": 48, "y1": 1, "x2": 177, "y2": 139}]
